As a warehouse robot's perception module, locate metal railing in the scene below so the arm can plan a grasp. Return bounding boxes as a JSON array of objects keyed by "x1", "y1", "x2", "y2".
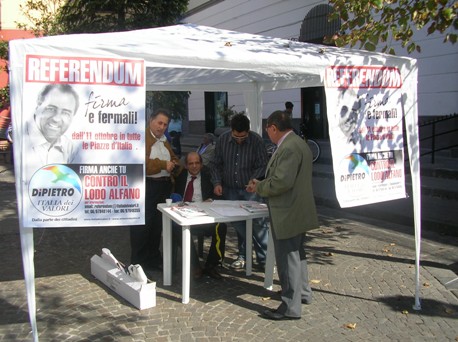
[{"x1": 417, "y1": 113, "x2": 458, "y2": 164}]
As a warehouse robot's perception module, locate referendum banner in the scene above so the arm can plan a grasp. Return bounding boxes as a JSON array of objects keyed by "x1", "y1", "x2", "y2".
[
  {"x1": 21, "y1": 55, "x2": 145, "y2": 227},
  {"x1": 325, "y1": 66, "x2": 406, "y2": 208}
]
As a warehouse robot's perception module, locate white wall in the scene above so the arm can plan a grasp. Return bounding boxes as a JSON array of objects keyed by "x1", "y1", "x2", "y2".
[
  {"x1": 398, "y1": 28, "x2": 458, "y2": 117},
  {"x1": 185, "y1": 0, "x2": 458, "y2": 121}
]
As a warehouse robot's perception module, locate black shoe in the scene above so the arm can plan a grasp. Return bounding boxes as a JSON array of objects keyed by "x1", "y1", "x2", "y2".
[
  {"x1": 260, "y1": 309, "x2": 300, "y2": 321},
  {"x1": 204, "y1": 267, "x2": 223, "y2": 280},
  {"x1": 301, "y1": 298, "x2": 312, "y2": 305}
]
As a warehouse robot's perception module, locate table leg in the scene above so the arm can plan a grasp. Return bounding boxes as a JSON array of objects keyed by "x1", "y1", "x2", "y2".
[
  {"x1": 246, "y1": 219, "x2": 252, "y2": 276},
  {"x1": 162, "y1": 214, "x2": 172, "y2": 286},
  {"x1": 264, "y1": 228, "x2": 275, "y2": 290},
  {"x1": 182, "y1": 225, "x2": 191, "y2": 304}
]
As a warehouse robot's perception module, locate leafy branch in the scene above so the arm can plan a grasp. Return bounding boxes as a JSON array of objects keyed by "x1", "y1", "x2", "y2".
[
  {"x1": 16, "y1": 0, "x2": 66, "y2": 36},
  {"x1": 326, "y1": 0, "x2": 457, "y2": 54},
  {"x1": 0, "y1": 85, "x2": 9, "y2": 109},
  {"x1": 219, "y1": 105, "x2": 245, "y2": 126}
]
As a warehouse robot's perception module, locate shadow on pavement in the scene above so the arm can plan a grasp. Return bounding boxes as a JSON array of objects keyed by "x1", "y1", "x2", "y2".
[{"x1": 378, "y1": 295, "x2": 458, "y2": 319}]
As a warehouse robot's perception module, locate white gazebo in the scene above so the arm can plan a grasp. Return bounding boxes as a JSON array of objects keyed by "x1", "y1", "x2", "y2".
[{"x1": 9, "y1": 24, "x2": 421, "y2": 341}]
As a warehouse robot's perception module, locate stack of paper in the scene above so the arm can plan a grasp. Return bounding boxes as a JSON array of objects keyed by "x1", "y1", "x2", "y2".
[
  {"x1": 171, "y1": 204, "x2": 208, "y2": 218},
  {"x1": 240, "y1": 202, "x2": 268, "y2": 213}
]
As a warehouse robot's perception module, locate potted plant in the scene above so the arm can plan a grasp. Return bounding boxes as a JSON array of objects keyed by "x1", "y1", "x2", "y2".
[
  {"x1": 0, "y1": 84, "x2": 9, "y2": 110},
  {"x1": 0, "y1": 40, "x2": 11, "y2": 138},
  {"x1": 219, "y1": 105, "x2": 245, "y2": 126}
]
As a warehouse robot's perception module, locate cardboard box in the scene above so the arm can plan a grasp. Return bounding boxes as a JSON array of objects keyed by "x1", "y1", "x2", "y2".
[{"x1": 90, "y1": 255, "x2": 156, "y2": 310}]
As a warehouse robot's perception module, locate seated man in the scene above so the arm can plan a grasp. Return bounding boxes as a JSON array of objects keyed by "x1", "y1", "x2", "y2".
[{"x1": 172, "y1": 151, "x2": 227, "y2": 280}]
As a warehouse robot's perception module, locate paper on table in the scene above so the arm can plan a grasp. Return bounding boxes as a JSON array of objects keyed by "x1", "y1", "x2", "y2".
[
  {"x1": 209, "y1": 206, "x2": 248, "y2": 217},
  {"x1": 206, "y1": 200, "x2": 249, "y2": 217},
  {"x1": 240, "y1": 202, "x2": 268, "y2": 213},
  {"x1": 171, "y1": 204, "x2": 208, "y2": 218}
]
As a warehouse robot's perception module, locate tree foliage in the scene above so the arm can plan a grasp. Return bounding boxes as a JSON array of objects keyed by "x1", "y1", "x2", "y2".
[
  {"x1": 57, "y1": 0, "x2": 189, "y2": 33},
  {"x1": 0, "y1": 40, "x2": 8, "y2": 62},
  {"x1": 218, "y1": 105, "x2": 245, "y2": 126},
  {"x1": 17, "y1": 0, "x2": 189, "y2": 35},
  {"x1": 326, "y1": 0, "x2": 458, "y2": 54},
  {"x1": 16, "y1": 0, "x2": 66, "y2": 36},
  {"x1": 147, "y1": 91, "x2": 190, "y2": 120},
  {"x1": 0, "y1": 84, "x2": 9, "y2": 109}
]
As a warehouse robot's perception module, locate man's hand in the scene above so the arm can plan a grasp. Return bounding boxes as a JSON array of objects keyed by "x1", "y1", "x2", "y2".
[
  {"x1": 245, "y1": 179, "x2": 259, "y2": 193},
  {"x1": 214, "y1": 184, "x2": 223, "y2": 196},
  {"x1": 166, "y1": 160, "x2": 177, "y2": 173}
]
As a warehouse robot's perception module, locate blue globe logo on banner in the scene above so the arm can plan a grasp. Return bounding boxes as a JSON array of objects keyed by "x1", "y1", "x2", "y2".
[
  {"x1": 336, "y1": 153, "x2": 371, "y2": 200},
  {"x1": 344, "y1": 153, "x2": 370, "y2": 174},
  {"x1": 28, "y1": 164, "x2": 82, "y2": 217}
]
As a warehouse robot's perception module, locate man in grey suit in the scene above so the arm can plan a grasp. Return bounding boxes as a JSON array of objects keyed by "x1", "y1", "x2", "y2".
[{"x1": 247, "y1": 110, "x2": 318, "y2": 320}]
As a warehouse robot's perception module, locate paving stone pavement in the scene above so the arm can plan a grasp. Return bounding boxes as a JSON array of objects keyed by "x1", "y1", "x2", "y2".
[{"x1": 1, "y1": 163, "x2": 457, "y2": 341}]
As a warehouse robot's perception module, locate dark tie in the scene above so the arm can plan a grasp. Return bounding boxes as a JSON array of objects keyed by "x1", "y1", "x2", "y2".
[{"x1": 184, "y1": 176, "x2": 196, "y2": 202}]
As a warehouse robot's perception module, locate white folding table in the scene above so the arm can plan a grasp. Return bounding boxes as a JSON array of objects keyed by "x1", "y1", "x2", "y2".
[{"x1": 158, "y1": 200, "x2": 274, "y2": 304}]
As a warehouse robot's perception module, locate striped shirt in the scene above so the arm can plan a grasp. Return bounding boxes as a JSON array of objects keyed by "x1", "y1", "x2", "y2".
[{"x1": 210, "y1": 130, "x2": 268, "y2": 189}]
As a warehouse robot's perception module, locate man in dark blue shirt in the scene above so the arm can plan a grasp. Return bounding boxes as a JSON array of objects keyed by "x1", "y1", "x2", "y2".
[{"x1": 210, "y1": 114, "x2": 269, "y2": 270}]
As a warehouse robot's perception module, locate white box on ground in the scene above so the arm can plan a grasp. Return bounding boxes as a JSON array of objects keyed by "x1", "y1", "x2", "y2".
[{"x1": 90, "y1": 255, "x2": 156, "y2": 310}]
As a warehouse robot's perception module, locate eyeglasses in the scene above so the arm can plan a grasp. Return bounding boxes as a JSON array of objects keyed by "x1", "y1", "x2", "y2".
[{"x1": 231, "y1": 132, "x2": 249, "y2": 141}]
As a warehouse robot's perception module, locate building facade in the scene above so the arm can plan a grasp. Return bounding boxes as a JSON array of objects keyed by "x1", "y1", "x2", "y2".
[{"x1": 184, "y1": 0, "x2": 458, "y2": 137}]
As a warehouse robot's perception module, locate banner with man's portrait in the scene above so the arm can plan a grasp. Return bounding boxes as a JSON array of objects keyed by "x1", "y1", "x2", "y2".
[
  {"x1": 22, "y1": 55, "x2": 145, "y2": 227},
  {"x1": 325, "y1": 66, "x2": 407, "y2": 208}
]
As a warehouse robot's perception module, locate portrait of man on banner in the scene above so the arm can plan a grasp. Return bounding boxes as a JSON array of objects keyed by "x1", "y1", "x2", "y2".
[{"x1": 25, "y1": 83, "x2": 81, "y2": 173}]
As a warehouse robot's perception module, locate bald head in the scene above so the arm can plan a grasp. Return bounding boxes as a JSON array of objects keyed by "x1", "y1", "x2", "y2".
[{"x1": 185, "y1": 152, "x2": 203, "y2": 176}]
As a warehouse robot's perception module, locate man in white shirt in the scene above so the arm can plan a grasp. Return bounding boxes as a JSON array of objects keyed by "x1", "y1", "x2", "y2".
[{"x1": 130, "y1": 109, "x2": 180, "y2": 271}]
